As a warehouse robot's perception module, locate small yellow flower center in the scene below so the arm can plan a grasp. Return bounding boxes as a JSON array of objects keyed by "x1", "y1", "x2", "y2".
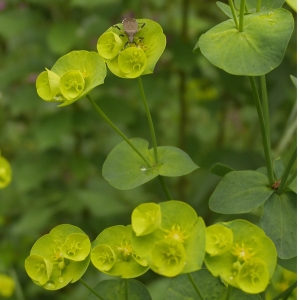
[
  {"x1": 231, "y1": 243, "x2": 255, "y2": 262},
  {"x1": 163, "y1": 224, "x2": 189, "y2": 243}
]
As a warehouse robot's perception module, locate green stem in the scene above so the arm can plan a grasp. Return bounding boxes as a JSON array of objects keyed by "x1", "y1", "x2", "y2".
[
  {"x1": 225, "y1": 285, "x2": 233, "y2": 300},
  {"x1": 256, "y1": 0, "x2": 262, "y2": 12},
  {"x1": 239, "y1": 0, "x2": 246, "y2": 32},
  {"x1": 229, "y1": 0, "x2": 239, "y2": 29},
  {"x1": 87, "y1": 94, "x2": 152, "y2": 168},
  {"x1": 286, "y1": 169, "x2": 296, "y2": 187},
  {"x1": 158, "y1": 176, "x2": 173, "y2": 199},
  {"x1": 273, "y1": 281, "x2": 297, "y2": 300},
  {"x1": 187, "y1": 273, "x2": 204, "y2": 300},
  {"x1": 137, "y1": 77, "x2": 173, "y2": 200},
  {"x1": 79, "y1": 278, "x2": 105, "y2": 300},
  {"x1": 260, "y1": 76, "x2": 270, "y2": 142},
  {"x1": 9, "y1": 269, "x2": 25, "y2": 300},
  {"x1": 137, "y1": 77, "x2": 158, "y2": 162},
  {"x1": 277, "y1": 143, "x2": 297, "y2": 195},
  {"x1": 249, "y1": 77, "x2": 275, "y2": 184}
]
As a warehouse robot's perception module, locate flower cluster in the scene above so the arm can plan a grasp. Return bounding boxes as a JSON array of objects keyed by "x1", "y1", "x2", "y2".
[
  {"x1": 90, "y1": 225, "x2": 149, "y2": 278},
  {"x1": 25, "y1": 225, "x2": 91, "y2": 290},
  {"x1": 204, "y1": 220, "x2": 277, "y2": 294},
  {"x1": 97, "y1": 18, "x2": 166, "y2": 78},
  {"x1": 35, "y1": 19, "x2": 166, "y2": 106},
  {"x1": 36, "y1": 51, "x2": 106, "y2": 107},
  {"x1": 131, "y1": 201, "x2": 206, "y2": 277}
]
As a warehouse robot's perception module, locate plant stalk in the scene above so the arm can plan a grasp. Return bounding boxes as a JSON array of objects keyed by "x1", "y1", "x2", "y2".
[
  {"x1": 256, "y1": 0, "x2": 262, "y2": 12},
  {"x1": 87, "y1": 94, "x2": 152, "y2": 167},
  {"x1": 138, "y1": 77, "x2": 158, "y2": 162},
  {"x1": 239, "y1": 0, "x2": 246, "y2": 31},
  {"x1": 225, "y1": 285, "x2": 233, "y2": 300},
  {"x1": 79, "y1": 278, "x2": 105, "y2": 300},
  {"x1": 249, "y1": 77, "x2": 275, "y2": 184},
  {"x1": 277, "y1": 142, "x2": 297, "y2": 194},
  {"x1": 229, "y1": 0, "x2": 239, "y2": 29}
]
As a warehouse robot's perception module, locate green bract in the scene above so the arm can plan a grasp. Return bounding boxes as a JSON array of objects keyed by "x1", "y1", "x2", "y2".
[
  {"x1": 0, "y1": 155, "x2": 12, "y2": 189},
  {"x1": 25, "y1": 224, "x2": 91, "y2": 290},
  {"x1": 36, "y1": 50, "x2": 106, "y2": 106},
  {"x1": 131, "y1": 203, "x2": 162, "y2": 236},
  {"x1": 97, "y1": 19, "x2": 166, "y2": 78},
  {"x1": 204, "y1": 220, "x2": 277, "y2": 294},
  {"x1": 206, "y1": 224, "x2": 233, "y2": 256},
  {"x1": 131, "y1": 201, "x2": 206, "y2": 277},
  {"x1": 91, "y1": 225, "x2": 149, "y2": 278}
]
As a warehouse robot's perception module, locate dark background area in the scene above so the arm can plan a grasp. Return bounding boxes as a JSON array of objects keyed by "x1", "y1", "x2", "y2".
[{"x1": 0, "y1": 0, "x2": 296, "y2": 299}]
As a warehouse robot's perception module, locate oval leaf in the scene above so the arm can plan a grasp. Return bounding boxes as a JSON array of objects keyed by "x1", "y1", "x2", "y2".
[
  {"x1": 164, "y1": 269, "x2": 262, "y2": 300},
  {"x1": 86, "y1": 279, "x2": 152, "y2": 300},
  {"x1": 198, "y1": 8, "x2": 294, "y2": 75},
  {"x1": 209, "y1": 170, "x2": 274, "y2": 214},
  {"x1": 260, "y1": 192, "x2": 296, "y2": 259}
]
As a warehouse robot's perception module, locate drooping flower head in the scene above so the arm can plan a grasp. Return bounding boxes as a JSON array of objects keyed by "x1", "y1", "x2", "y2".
[{"x1": 36, "y1": 50, "x2": 106, "y2": 106}]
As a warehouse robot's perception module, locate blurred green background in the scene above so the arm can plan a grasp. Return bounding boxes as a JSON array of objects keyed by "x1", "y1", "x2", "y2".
[{"x1": 0, "y1": 0, "x2": 296, "y2": 299}]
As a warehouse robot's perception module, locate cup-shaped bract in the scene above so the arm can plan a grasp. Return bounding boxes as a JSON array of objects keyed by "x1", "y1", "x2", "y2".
[
  {"x1": 91, "y1": 225, "x2": 149, "y2": 278},
  {"x1": 206, "y1": 224, "x2": 233, "y2": 256},
  {"x1": 237, "y1": 258, "x2": 269, "y2": 294},
  {"x1": 0, "y1": 274, "x2": 15, "y2": 298},
  {"x1": 204, "y1": 220, "x2": 277, "y2": 294},
  {"x1": 97, "y1": 31, "x2": 124, "y2": 60},
  {"x1": 98, "y1": 19, "x2": 166, "y2": 79},
  {"x1": 132, "y1": 203, "x2": 162, "y2": 236},
  {"x1": 36, "y1": 50, "x2": 106, "y2": 106},
  {"x1": 0, "y1": 155, "x2": 12, "y2": 189},
  {"x1": 131, "y1": 200, "x2": 206, "y2": 277},
  {"x1": 25, "y1": 224, "x2": 91, "y2": 290}
]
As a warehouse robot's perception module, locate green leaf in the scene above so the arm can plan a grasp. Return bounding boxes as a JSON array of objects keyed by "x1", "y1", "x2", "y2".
[
  {"x1": 198, "y1": 8, "x2": 294, "y2": 75},
  {"x1": 209, "y1": 170, "x2": 274, "y2": 214},
  {"x1": 102, "y1": 138, "x2": 199, "y2": 190},
  {"x1": 234, "y1": 0, "x2": 285, "y2": 12},
  {"x1": 86, "y1": 279, "x2": 152, "y2": 300},
  {"x1": 216, "y1": 1, "x2": 239, "y2": 19},
  {"x1": 210, "y1": 163, "x2": 234, "y2": 177},
  {"x1": 277, "y1": 256, "x2": 297, "y2": 273},
  {"x1": 154, "y1": 146, "x2": 199, "y2": 177},
  {"x1": 260, "y1": 192, "x2": 296, "y2": 259},
  {"x1": 164, "y1": 269, "x2": 262, "y2": 300}
]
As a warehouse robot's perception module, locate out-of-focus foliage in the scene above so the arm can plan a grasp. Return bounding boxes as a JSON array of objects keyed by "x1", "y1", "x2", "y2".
[{"x1": 0, "y1": 0, "x2": 296, "y2": 299}]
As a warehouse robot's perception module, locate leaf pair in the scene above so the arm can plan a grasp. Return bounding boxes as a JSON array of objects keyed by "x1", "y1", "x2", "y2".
[
  {"x1": 102, "y1": 138, "x2": 199, "y2": 190},
  {"x1": 195, "y1": 3, "x2": 294, "y2": 75}
]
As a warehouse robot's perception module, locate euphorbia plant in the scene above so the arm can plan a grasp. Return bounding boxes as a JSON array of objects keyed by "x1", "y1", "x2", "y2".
[{"x1": 23, "y1": 3, "x2": 296, "y2": 298}]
